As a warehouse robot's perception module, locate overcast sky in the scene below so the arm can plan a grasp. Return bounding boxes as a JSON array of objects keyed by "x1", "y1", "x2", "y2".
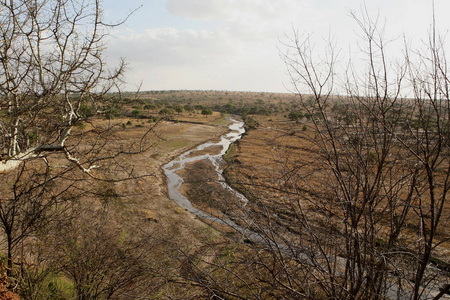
[{"x1": 104, "y1": 0, "x2": 450, "y2": 93}]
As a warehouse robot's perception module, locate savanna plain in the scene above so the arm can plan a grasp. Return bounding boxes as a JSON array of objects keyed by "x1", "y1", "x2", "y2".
[{"x1": 2, "y1": 90, "x2": 448, "y2": 299}]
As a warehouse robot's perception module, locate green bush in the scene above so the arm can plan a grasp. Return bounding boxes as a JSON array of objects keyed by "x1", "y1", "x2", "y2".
[
  {"x1": 131, "y1": 110, "x2": 141, "y2": 118},
  {"x1": 201, "y1": 108, "x2": 213, "y2": 117},
  {"x1": 78, "y1": 104, "x2": 95, "y2": 118}
]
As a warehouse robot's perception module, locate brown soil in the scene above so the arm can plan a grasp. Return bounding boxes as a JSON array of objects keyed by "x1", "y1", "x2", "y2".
[
  {"x1": 0, "y1": 283, "x2": 19, "y2": 300},
  {"x1": 101, "y1": 114, "x2": 232, "y2": 242}
]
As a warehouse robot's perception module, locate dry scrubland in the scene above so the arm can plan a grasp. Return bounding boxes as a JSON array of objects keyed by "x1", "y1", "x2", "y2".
[
  {"x1": 126, "y1": 90, "x2": 450, "y2": 298},
  {"x1": 2, "y1": 1, "x2": 448, "y2": 297},
  {"x1": 1, "y1": 90, "x2": 449, "y2": 299},
  {"x1": 226, "y1": 114, "x2": 450, "y2": 256},
  {"x1": 0, "y1": 98, "x2": 246, "y2": 298}
]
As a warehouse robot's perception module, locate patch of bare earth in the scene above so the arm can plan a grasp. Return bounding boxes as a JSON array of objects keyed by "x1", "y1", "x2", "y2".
[{"x1": 100, "y1": 114, "x2": 233, "y2": 242}]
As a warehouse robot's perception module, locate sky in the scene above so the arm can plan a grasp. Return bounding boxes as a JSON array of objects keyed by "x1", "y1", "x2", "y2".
[{"x1": 103, "y1": 0, "x2": 450, "y2": 93}]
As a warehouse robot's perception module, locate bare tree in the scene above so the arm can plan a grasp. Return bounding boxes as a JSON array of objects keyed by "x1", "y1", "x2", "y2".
[
  {"x1": 0, "y1": 159, "x2": 78, "y2": 276},
  {"x1": 270, "y1": 9, "x2": 450, "y2": 299},
  {"x1": 0, "y1": 2, "x2": 162, "y2": 297},
  {"x1": 0, "y1": 0, "x2": 125, "y2": 172},
  {"x1": 48, "y1": 206, "x2": 155, "y2": 300},
  {"x1": 188, "y1": 8, "x2": 450, "y2": 300}
]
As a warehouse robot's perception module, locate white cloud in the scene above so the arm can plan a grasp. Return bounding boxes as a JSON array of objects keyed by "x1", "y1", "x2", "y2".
[
  {"x1": 106, "y1": 23, "x2": 287, "y2": 92},
  {"x1": 104, "y1": 0, "x2": 450, "y2": 92},
  {"x1": 166, "y1": 0, "x2": 313, "y2": 22},
  {"x1": 106, "y1": 25, "x2": 285, "y2": 91},
  {"x1": 106, "y1": 0, "x2": 304, "y2": 92},
  {"x1": 166, "y1": 0, "x2": 318, "y2": 42},
  {"x1": 108, "y1": 27, "x2": 237, "y2": 67},
  {"x1": 166, "y1": 0, "x2": 225, "y2": 21}
]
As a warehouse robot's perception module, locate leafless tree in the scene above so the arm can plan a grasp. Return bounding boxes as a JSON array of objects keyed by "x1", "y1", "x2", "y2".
[
  {"x1": 186, "y1": 8, "x2": 450, "y2": 300},
  {"x1": 48, "y1": 206, "x2": 158, "y2": 300},
  {"x1": 0, "y1": 0, "x2": 126, "y2": 172},
  {"x1": 0, "y1": 1, "x2": 161, "y2": 296},
  {"x1": 270, "y1": 9, "x2": 450, "y2": 299}
]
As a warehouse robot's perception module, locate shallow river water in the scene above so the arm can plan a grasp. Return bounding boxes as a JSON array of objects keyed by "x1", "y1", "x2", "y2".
[{"x1": 162, "y1": 119, "x2": 252, "y2": 232}]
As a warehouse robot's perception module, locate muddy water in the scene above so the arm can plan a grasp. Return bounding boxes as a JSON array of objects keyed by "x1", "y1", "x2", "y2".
[{"x1": 162, "y1": 119, "x2": 252, "y2": 231}]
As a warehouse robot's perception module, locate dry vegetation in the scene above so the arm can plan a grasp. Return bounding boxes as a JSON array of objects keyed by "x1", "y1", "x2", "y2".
[
  {"x1": 0, "y1": 95, "x2": 244, "y2": 298},
  {"x1": 1, "y1": 1, "x2": 449, "y2": 298},
  {"x1": 123, "y1": 89, "x2": 450, "y2": 299},
  {"x1": 1, "y1": 87, "x2": 449, "y2": 299}
]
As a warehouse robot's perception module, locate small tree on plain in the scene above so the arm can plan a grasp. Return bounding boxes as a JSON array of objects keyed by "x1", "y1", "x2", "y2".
[
  {"x1": 159, "y1": 107, "x2": 174, "y2": 118},
  {"x1": 201, "y1": 108, "x2": 213, "y2": 117},
  {"x1": 288, "y1": 111, "x2": 305, "y2": 123}
]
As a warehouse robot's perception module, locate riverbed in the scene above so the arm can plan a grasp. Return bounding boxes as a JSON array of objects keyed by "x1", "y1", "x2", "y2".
[{"x1": 162, "y1": 118, "x2": 251, "y2": 232}]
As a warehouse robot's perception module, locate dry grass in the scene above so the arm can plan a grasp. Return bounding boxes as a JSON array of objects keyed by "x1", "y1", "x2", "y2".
[{"x1": 224, "y1": 113, "x2": 450, "y2": 263}]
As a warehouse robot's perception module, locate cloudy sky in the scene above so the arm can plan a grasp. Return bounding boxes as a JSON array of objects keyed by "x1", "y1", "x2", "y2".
[{"x1": 104, "y1": 0, "x2": 450, "y2": 93}]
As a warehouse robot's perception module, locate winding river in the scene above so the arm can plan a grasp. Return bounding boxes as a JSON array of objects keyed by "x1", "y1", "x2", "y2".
[{"x1": 162, "y1": 118, "x2": 253, "y2": 234}]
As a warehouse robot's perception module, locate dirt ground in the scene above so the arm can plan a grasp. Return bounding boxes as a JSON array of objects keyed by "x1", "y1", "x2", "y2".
[{"x1": 100, "y1": 113, "x2": 233, "y2": 245}]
